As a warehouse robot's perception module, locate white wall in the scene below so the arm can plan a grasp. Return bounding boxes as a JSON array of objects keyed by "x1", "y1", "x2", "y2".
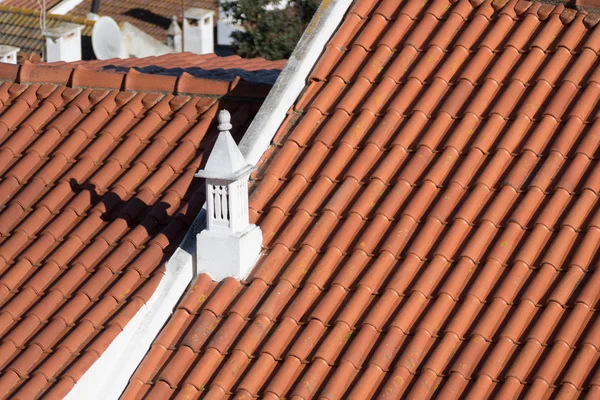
[{"x1": 120, "y1": 22, "x2": 173, "y2": 58}]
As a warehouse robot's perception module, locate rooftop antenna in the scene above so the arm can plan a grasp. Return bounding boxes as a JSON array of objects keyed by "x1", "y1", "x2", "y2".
[
  {"x1": 91, "y1": 16, "x2": 122, "y2": 59},
  {"x1": 36, "y1": 0, "x2": 47, "y2": 31},
  {"x1": 37, "y1": 0, "x2": 47, "y2": 59},
  {"x1": 181, "y1": 0, "x2": 185, "y2": 51}
]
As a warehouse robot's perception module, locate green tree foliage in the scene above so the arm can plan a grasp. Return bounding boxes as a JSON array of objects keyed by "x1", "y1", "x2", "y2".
[{"x1": 222, "y1": 0, "x2": 320, "y2": 60}]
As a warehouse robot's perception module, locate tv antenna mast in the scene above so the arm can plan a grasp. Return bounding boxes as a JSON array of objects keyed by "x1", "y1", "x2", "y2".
[
  {"x1": 181, "y1": 0, "x2": 185, "y2": 50},
  {"x1": 38, "y1": 0, "x2": 47, "y2": 30},
  {"x1": 37, "y1": 0, "x2": 47, "y2": 59}
]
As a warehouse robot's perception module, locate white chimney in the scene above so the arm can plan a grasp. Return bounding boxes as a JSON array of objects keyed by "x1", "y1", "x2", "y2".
[
  {"x1": 183, "y1": 8, "x2": 214, "y2": 54},
  {"x1": 168, "y1": 16, "x2": 182, "y2": 52},
  {"x1": 0, "y1": 46, "x2": 19, "y2": 64},
  {"x1": 195, "y1": 110, "x2": 262, "y2": 281},
  {"x1": 43, "y1": 23, "x2": 84, "y2": 62}
]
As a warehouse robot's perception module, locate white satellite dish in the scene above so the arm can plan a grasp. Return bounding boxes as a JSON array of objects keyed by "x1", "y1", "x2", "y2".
[{"x1": 92, "y1": 16, "x2": 122, "y2": 60}]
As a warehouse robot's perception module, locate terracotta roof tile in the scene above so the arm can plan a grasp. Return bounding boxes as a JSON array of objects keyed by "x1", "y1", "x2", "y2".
[
  {"x1": 0, "y1": 55, "x2": 275, "y2": 398},
  {"x1": 124, "y1": 0, "x2": 600, "y2": 398}
]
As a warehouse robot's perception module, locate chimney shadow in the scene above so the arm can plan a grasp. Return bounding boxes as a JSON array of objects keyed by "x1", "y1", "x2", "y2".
[{"x1": 0, "y1": 163, "x2": 207, "y2": 394}]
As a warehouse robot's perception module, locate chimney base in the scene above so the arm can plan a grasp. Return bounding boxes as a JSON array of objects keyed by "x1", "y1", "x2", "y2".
[
  {"x1": 197, "y1": 224, "x2": 262, "y2": 281},
  {"x1": 0, "y1": 45, "x2": 20, "y2": 64}
]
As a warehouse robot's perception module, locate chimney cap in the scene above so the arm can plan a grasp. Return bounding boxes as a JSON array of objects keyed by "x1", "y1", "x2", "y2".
[
  {"x1": 0, "y1": 45, "x2": 20, "y2": 56},
  {"x1": 43, "y1": 23, "x2": 84, "y2": 38},
  {"x1": 195, "y1": 110, "x2": 254, "y2": 181},
  {"x1": 184, "y1": 7, "x2": 214, "y2": 19}
]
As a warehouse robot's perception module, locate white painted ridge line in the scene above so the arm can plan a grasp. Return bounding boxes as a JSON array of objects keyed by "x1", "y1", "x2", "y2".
[{"x1": 239, "y1": 0, "x2": 354, "y2": 166}]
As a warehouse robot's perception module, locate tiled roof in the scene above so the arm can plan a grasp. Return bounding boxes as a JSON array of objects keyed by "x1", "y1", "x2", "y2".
[
  {"x1": 0, "y1": 6, "x2": 94, "y2": 55},
  {"x1": 0, "y1": 60, "x2": 272, "y2": 398},
  {"x1": 1, "y1": 0, "x2": 63, "y2": 10},
  {"x1": 51, "y1": 53, "x2": 288, "y2": 85},
  {"x1": 123, "y1": 0, "x2": 600, "y2": 398},
  {"x1": 69, "y1": 0, "x2": 217, "y2": 43}
]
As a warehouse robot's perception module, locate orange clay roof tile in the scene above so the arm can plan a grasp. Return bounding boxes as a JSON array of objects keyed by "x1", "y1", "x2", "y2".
[
  {"x1": 49, "y1": 52, "x2": 287, "y2": 86},
  {"x1": 122, "y1": 0, "x2": 600, "y2": 398},
  {"x1": 0, "y1": 55, "x2": 278, "y2": 398}
]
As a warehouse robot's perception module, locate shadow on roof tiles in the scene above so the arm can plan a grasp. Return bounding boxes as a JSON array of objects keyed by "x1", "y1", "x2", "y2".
[{"x1": 101, "y1": 66, "x2": 283, "y2": 85}]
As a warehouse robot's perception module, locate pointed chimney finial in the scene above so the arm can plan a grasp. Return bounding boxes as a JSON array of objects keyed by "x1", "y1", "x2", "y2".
[{"x1": 218, "y1": 109, "x2": 232, "y2": 132}]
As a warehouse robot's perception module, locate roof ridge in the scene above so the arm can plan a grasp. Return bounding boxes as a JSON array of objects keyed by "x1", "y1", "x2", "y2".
[{"x1": 0, "y1": 61, "x2": 272, "y2": 98}]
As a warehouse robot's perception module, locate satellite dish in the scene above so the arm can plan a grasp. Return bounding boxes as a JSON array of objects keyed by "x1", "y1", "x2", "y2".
[{"x1": 92, "y1": 16, "x2": 122, "y2": 60}]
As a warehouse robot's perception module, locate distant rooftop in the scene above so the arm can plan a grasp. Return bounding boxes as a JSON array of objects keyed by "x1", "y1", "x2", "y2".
[
  {"x1": 68, "y1": 0, "x2": 218, "y2": 42},
  {"x1": 49, "y1": 52, "x2": 288, "y2": 85},
  {"x1": 0, "y1": 5, "x2": 94, "y2": 55}
]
